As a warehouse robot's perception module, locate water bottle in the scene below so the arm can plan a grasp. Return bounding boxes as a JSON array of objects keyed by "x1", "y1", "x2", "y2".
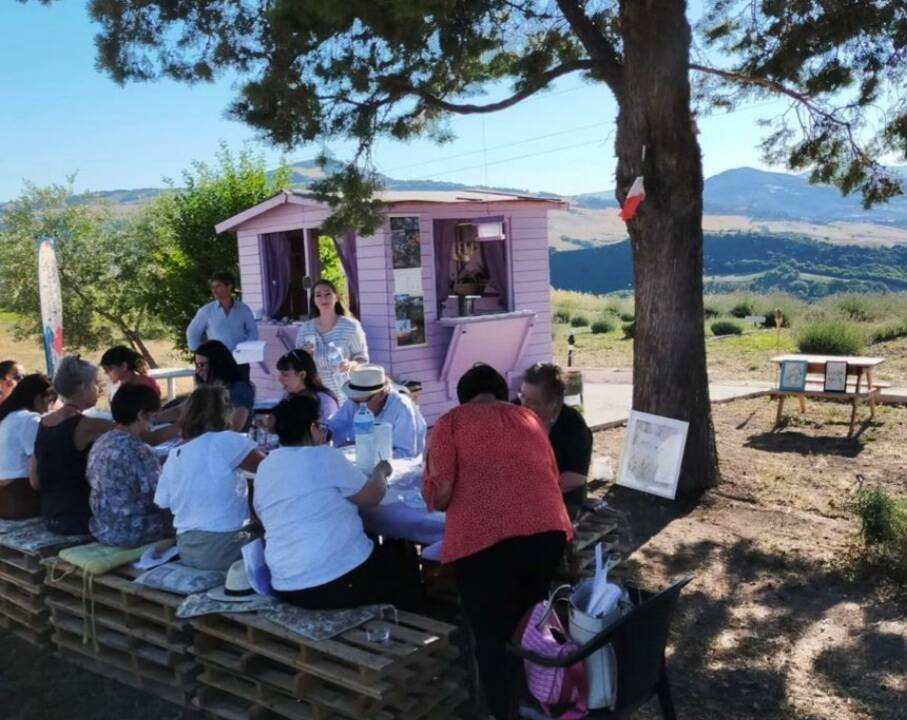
[
  {"x1": 354, "y1": 404, "x2": 375, "y2": 437},
  {"x1": 327, "y1": 342, "x2": 348, "y2": 403}
]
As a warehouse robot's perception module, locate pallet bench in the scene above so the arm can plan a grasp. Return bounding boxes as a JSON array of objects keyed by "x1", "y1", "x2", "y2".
[
  {"x1": 191, "y1": 609, "x2": 466, "y2": 720},
  {"x1": 43, "y1": 558, "x2": 199, "y2": 708},
  {"x1": 0, "y1": 526, "x2": 89, "y2": 647}
]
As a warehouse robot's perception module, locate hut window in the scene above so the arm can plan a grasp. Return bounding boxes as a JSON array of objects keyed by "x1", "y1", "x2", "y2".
[
  {"x1": 390, "y1": 216, "x2": 426, "y2": 347},
  {"x1": 433, "y1": 219, "x2": 510, "y2": 315}
]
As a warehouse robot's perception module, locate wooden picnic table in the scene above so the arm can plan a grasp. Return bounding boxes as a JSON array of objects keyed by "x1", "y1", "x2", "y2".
[{"x1": 769, "y1": 354, "x2": 886, "y2": 436}]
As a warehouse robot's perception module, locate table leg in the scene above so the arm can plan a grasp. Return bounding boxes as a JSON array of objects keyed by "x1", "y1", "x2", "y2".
[
  {"x1": 166, "y1": 378, "x2": 176, "y2": 402},
  {"x1": 798, "y1": 395, "x2": 806, "y2": 413},
  {"x1": 849, "y1": 398, "x2": 858, "y2": 438},
  {"x1": 775, "y1": 396, "x2": 785, "y2": 427},
  {"x1": 866, "y1": 369, "x2": 877, "y2": 417}
]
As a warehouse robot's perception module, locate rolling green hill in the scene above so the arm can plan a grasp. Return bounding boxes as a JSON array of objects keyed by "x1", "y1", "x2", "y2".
[{"x1": 550, "y1": 232, "x2": 907, "y2": 299}]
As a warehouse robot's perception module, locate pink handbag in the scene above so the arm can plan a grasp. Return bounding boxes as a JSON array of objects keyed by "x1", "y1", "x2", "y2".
[{"x1": 517, "y1": 596, "x2": 589, "y2": 719}]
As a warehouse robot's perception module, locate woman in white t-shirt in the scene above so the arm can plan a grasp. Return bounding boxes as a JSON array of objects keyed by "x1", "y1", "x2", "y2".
[
  {"x1": 0, "y1": 374, "x2": 56, "y2": 519},
  {"x1": 253, "y1": 394, "x2": 398, "y2": 609},
  {"x1": 155, "y1": 385, "x2": 264, "y2": 570},
  {"x1": 295, "y1": 279, "x2": 368, "y2": 401}
]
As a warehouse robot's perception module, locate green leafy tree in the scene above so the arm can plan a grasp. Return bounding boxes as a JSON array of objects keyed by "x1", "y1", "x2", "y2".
[
  {"x1": 0, "y1": 179, "x2": 164, "y2": 365},
  {"x1": 145, "y1": 147, "x2": 291, "y2": 351},
  {"x1": 32, "y1": 0, "x2": 907, "y2": 497}
]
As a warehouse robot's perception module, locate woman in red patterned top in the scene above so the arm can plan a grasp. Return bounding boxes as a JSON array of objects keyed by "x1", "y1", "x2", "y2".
[
  {"x1": 423, "y1": 363, "x2": 573, "y2": 720},
  {"x1": 100, "y1": 346, "x2": 161, "y2": 399}
]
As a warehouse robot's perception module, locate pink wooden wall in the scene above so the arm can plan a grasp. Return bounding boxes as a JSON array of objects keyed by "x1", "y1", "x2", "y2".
[{"x1": 230, "y1": 197, "x2": 553, "y2": 424}]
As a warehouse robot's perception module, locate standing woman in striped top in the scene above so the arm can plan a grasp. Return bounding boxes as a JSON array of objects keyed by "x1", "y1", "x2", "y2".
[{"x1": 295, "y1": 280, "x2": 368, "y2": 402}]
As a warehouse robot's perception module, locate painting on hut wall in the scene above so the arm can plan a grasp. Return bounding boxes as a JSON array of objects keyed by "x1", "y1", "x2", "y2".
[
  {"x1": 395, "y1": 294, "x2": 426, "y2": 346},
  {"x1": 390, "y1": 216, "x2": 422, "y2": 269}
]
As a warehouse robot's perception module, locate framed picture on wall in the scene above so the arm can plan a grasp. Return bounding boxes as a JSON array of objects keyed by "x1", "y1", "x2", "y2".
[
  {"x1": 824, "y1": 361, "x2": 848, "y2": 393},
  {"x1": 390, "y1": 216, "x2": 422, "y2": 269},
  {"x1": 617, "y1": 411, "x2": 689, "y2": 500},
  {"x1": 395, "y1": 294, "x2": 426, "y2": 347},
  {"x1": 779, "y1": 360, "x2": 808, "y2": 391}
]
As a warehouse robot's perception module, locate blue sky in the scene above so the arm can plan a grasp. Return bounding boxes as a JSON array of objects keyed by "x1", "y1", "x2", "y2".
[{"x1": 0, "y1": 1, "x2": 789, "y2": 202}]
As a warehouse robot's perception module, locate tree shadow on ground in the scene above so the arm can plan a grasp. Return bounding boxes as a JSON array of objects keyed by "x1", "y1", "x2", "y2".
[
  {"x1": 596, "y1": 484, "x2": 698, "y2": 561},
  {"x1": 624, "y1": 537, "x2": 905, "y2": 720},
  {"x1": 744, "y1": 431, "x2": 865, "y2": 458}
]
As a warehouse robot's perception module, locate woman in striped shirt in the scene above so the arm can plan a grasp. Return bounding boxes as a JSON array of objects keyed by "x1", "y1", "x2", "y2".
[{"x1": 295, "y1": 280, "x2": 368, "y2": 401}]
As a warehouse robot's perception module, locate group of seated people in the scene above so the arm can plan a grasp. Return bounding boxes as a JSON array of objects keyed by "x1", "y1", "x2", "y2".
[
  {"x1": 2, "y1": 341, "x2": 591, "y2": 720},
  {"x1": 0, "y1": 338, "x2": 429, "y2": 545}
]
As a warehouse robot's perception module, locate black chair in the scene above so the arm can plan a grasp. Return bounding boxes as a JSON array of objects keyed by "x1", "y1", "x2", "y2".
[{"x1": 508, "y1": 575, "x2": 693, "y2": 720}]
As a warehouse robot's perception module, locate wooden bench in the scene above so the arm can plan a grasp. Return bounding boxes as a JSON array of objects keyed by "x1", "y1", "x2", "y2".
[
  {"x1": 0, "y1": 525, "x2": 90, "y2": 647},
  {"x1": 190, "y1": 610, "x2": 466, "y2": 720},
  {"x1": 43, "y1": 559, "x2": 199, "y2": 708},
  {"x1": 770, "y1": 354, "x2": 887, "y2": 437}
]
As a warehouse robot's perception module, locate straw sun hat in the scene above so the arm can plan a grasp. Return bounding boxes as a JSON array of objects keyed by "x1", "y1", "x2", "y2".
[
  {"x1": 341, "y1": 365, "x2": 390, "y2": 401},
  {"x1": 206, "y1": 560, "x2": 258, "y2": 603}
]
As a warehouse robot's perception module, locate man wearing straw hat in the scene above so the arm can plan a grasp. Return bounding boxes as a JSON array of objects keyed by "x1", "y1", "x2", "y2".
[{"x1": 327, "y1": 365, "x2": 427, "y2": 460}]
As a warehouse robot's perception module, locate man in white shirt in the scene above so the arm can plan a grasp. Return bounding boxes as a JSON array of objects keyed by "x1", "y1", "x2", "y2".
[
  {"x1": 328, "y1": 365, "x2": 427, "y2": 459},
  {"x1": 186, "y1": 271, "x2": 258, "y2": 353}
]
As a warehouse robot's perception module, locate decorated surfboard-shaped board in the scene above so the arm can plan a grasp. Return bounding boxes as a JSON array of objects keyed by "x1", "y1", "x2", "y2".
[{"x1": 37, "y1": 237, "x2": 64, "y2": 375}]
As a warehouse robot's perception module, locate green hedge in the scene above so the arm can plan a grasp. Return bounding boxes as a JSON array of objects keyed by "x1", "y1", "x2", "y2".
[
  {"x1": 591, "y1": 319, "x2": 614, "y2": 334},
  {"x1": 570, "y1": 315, "x2": 590, "y2": 328},
  {"x1": 730, "y1": 300, "x2": 755, "y2": 318},
  {"x1": 710, "y1": 320, "x2": 743, "y2": 336},
  {"x1": 622, "y1": 321, "x2": 635, "y2": 338},
  {"x1": 796, "y1": 320, "x2": 866, "y2": 355}
]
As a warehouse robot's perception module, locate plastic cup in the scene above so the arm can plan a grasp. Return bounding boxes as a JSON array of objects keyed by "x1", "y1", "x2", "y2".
[{"x1": 365, "y1": 623, "x2": 391, "y2": 643}]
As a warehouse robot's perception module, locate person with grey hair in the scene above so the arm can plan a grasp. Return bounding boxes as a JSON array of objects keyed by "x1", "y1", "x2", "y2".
[
  {"x1": 32, "y1": 356, "x2": 115, "y2": 534},
  {"x1": 519, "y1": 362, "x2": 593, "y2": 520},
  {"x1": 32, "y1": 355, "x2": 176, "y2": 535}
]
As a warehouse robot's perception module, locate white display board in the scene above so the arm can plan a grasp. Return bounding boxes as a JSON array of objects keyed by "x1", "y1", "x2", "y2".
[{"x1": 617, "y1": 410, "x2": 689, "y2": 500}]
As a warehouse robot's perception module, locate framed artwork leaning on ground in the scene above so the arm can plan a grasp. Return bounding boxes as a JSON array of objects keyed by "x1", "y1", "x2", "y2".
[
  {"x1": 617, "y1": 410, "x2": 689, "y2": 500},
  {"x1": 779, "y1": 360, "x2": 809, "y2": 392},
  {"x1": 824, "y1": 361, "x2": 848, "y2": 393}
]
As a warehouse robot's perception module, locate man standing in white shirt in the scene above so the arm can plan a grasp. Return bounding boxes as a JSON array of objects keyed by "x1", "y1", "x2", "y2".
[{"x1": 186, "y1": 271, "x2": 258, "y2": 353}]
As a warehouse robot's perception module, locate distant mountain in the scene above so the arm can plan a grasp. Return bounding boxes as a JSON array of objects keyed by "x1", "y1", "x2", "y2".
[
  {"x1": 551, "y1": 232, "x2": 907, "y2": 299},
  {"x1": 573, "y1": 166, "x2": 907, "y2": 228}
]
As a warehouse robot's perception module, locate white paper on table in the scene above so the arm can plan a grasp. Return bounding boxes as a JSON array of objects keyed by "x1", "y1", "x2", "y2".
[
  {"x1": 133, "y1": 543, "x2": 179, "y2": 570},
  {"x1": 232, "y1": 340, "x2": 267, "y2": 365}
]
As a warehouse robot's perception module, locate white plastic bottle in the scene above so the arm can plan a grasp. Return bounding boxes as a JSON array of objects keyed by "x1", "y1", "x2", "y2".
[
  {"x1": 353, "y1": 404, "x2": 375, "y2": 437},
  {"x1": 327, "y1": 342, "x2": 348, "y2": 403}
]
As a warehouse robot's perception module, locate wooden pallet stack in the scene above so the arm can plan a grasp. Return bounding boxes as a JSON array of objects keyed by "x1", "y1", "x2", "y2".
[
  {"x1": 558, "y1": 513, "x2": 620, "y2": 583},
  {"x1": 0, "y1": 526, "x2": 88, "y2": 647},
  {"x1": 43, "y1": 559, "x2": 198, "y2": 708},
  {"x1": 190, "y1": 609, "x2": 468, "y2": 720}
]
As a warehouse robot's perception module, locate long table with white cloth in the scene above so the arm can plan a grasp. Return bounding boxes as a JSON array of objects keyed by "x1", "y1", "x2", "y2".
[{"x1": 151, "y1": 439, "x2": 446, "y2": 557}]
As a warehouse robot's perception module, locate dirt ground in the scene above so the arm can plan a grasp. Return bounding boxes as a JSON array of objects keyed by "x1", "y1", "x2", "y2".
[
  {"x1": 594, "y1": 396, "x2": 907, "y2": 720},
  {"x1": 2, "y1": 394, "x2": 906, "y2": 719}
]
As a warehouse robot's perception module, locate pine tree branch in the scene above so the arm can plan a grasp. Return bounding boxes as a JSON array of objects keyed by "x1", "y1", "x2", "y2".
[
  {"x1": 689, "y1": 62, "x2": 871, "y2": 163},
  {"x1": 414, "y1": 59, "x2": 597, "y2": 114},
  {"x1": 554, "y1": 0, "x2": 622, "y2": 93}
]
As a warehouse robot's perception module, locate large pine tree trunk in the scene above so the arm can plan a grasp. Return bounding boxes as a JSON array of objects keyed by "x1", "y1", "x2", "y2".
[{"x1": 616, "y1": 0, "x2": 720, "y2": 498}]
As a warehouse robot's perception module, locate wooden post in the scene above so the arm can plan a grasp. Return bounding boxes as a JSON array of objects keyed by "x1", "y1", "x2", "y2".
[
  {"x1": 774, "y1": 308, "x2": 783, "y2": 350},
  {"x1": 775, "y1": 395, "x2": 785, "y2": 427}
]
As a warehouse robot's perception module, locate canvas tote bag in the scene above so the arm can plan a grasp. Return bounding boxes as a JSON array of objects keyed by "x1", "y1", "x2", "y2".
[{"x1": 567, "y1": 545, "x2": 629, "y2": 710}]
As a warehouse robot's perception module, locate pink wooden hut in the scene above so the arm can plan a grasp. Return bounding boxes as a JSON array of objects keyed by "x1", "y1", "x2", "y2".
[{"x1": 214, "y1": 190, "x2": 564, "y2": 424}]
